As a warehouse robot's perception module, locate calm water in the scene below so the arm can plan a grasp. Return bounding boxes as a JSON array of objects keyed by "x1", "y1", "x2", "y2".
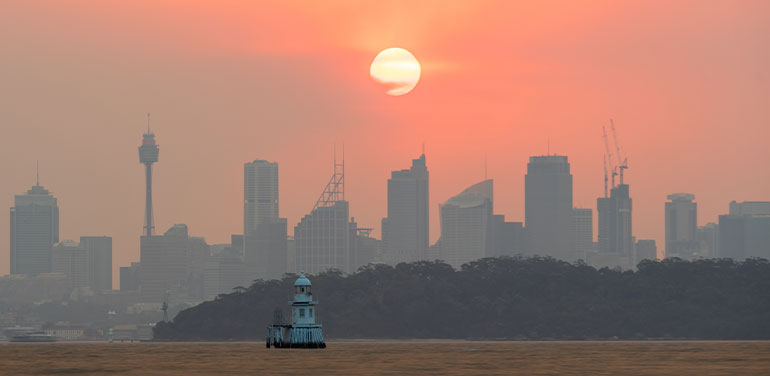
[{"x1": 1, "y1": 341, "x2": 769, "y2": 375}]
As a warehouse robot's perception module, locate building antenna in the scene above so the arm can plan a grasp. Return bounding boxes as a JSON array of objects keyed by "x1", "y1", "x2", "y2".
[
  {"x1": 36, "y1": 160, "x2": 39, "y2": 186},
  {"x1": 422, "y1": 141, "x2": 425, "y2": 156},
  {"x1": 147, "y1": 113, "x2": 151, "y2": 133}
]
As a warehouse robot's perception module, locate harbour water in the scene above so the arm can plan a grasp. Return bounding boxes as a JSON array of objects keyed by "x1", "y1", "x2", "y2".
[{"x1": 1, "y1": 341, "x2": 768, "y2": 375}]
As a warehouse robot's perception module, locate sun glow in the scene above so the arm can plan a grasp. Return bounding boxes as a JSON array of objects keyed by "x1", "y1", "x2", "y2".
[{"x1": 369, "y1": 48, "x2": 421, "y2": 96}]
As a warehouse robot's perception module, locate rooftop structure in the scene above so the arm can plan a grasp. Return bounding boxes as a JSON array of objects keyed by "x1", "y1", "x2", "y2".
[{"x1": 138, "y1": 114, "x2": 159, "y2": 236}]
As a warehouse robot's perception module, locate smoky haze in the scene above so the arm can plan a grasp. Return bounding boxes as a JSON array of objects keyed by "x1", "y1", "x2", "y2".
[{"x1": 1, "y1": 0, "x2": 769, "y2": 291}]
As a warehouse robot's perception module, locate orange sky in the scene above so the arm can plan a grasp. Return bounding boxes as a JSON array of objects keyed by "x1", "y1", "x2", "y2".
[{"x1": 1, "y1": 1, "x2": 769, "y2": 286}]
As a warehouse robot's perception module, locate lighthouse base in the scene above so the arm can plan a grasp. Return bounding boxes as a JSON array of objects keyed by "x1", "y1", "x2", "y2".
[{"x1": 266, "y1": 324, "x2": 326, "y2": 349}]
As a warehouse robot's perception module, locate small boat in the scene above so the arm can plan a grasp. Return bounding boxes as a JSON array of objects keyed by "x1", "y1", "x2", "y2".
[{"x1": 10, "y1": 332, "x2": 57, "y2": 343}]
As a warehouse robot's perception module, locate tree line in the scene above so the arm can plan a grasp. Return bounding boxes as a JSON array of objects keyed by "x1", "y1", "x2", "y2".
[{"x1": 154, "y1": 256, "x2": 770, "y2": 340}]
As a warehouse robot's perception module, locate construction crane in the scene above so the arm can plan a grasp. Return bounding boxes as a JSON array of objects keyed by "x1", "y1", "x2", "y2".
[
  {"x1": 603, "y1": 154, "x2": 609, "y2": 198},
  {"x1": 602, "y1": 125, "x2": 617, "y2": 189},
  {"x1": 609, "y1": 119, "x2": 629, "y2": 185}
]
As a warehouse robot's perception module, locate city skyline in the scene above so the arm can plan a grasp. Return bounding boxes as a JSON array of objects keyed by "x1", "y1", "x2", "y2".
[{"x1": 1, "y1": 1, "x2": 769, "y2": 286}]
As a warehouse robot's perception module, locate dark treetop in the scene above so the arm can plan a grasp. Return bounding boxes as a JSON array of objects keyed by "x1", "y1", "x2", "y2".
[{"x1": 154, "y1": 257, "x2": 770, "y2": 340}]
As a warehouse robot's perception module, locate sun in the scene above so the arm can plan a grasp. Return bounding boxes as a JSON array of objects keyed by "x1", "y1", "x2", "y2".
[{"x1": 369, "y1": 48, "x2": 421, "y2": 96}]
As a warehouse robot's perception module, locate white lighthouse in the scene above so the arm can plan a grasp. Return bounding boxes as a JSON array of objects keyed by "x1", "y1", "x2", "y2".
[{"x1": 266, "y1": 271, "x2": 326, "y2": 348}]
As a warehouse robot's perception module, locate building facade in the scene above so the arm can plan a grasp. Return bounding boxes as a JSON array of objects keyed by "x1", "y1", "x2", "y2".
[
  {"x1": 572, "y1": 208, "x2": 593, "y2": 261},
  {"x1": 525, "y1": 156, "x2": 573, "y2": 261},
  {"x1": 80, "y1": 236, "x2": 112, "y2": 291},
  {"x1": 665, "y1": 193, "x2": 698, "y2": 259},
  {"x1": 436, "y1": 179, "x2": 494, "y2": 269},
  {"x1": 381, "y1": 153, "x2": 429, "y2": 265},
  {"x1": 596, "y1": 184, "x2": 633, "y2": 267},
  {"x1": 10, "y1": 182, "x2": 59, "y2": 275}
]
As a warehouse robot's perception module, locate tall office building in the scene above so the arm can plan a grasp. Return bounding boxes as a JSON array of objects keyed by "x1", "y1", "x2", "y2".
[
  {"x1": 729, "y1": 201, "x2": 770, "y2": 216},
  {"x1": 635, "y1": 239, "x2": 657, "y2": 261},
  {"x1": 10, "y1": 174, "x2": 59, "y2": 275},
  {"x1": 244, "y1": 160, "x2": 279, "y2": 233},
  {"x1": 294, "y1": 157, "x2": 356, "y2": 274},
  {"x1": 572, "y1": 208, "x2": 593, "y2": 260},
  {"x1": 665, "y1": 193, "x2": 698, "y2": 259},
  {"x1": 596, "y1": 184, "x2": 633, "y2": 266},
  {"x1": 381, "y1": 153, "x2": 429, "y2": 265},
  {"x1": 436, "y1": 179, "x2": 494, "y2": 269},
  {"x1": 80, "y1": 236, "x2": 112, "y2": 291},
  {"x1": 243, "y1": 159, "x2": 286, "y2": 280},
  {"x1": 525, "y1": 156, "x2": 573, "y2": 261},
  {"x1": 120, "y1": 262, "x2": 141, "y2": 292},
  {"x1": 138, "y1": 118, "x2": 159, "y2": 236}
]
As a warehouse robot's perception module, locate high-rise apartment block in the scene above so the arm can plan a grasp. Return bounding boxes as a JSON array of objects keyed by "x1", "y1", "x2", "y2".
[{"x1": 382, "y1": 153, "x2": 429, "y2": 265}]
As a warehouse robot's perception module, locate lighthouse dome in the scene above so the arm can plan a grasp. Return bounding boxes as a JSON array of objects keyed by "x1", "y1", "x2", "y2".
[{"x1": 295, "y1": 271, "x2": 311, "y2": 287}]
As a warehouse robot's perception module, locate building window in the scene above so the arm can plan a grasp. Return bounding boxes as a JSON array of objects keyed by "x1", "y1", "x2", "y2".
[
  {"x1": 299, "y1": 308, "x2": 305, "y2": 318},
  {"x1": 310, "y1": 308, "x2": 314, "y2": 317}
]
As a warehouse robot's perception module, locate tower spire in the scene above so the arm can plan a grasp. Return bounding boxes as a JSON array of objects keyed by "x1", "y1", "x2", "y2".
[
  {"x1": 35, "y1": 160, "x2": 39, "y2": 186},
  {"x1": 147, "y1": 113, "x2": 151, "y2": 133}
]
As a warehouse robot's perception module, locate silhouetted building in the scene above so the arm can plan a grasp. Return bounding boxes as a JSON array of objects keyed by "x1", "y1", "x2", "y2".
[
  {"x1": 245, "y1": 219, "x2": 288, "y2": 280},
  {"x1": 80, "y1": 236, "x2": 112, "y2": 291},
  {"x1": 52, "y1": 240, "x2": 88, "y2": 289},
  {"x1": 635, "y1": 239, "x2": 657, "y2": 262},
  {"x1": 244, "y1": 160, "x2": 279, "y2": 233},
  {"x1": 381, "y1": 153, "x2": 429, "y2": 265},
  {"x1": 572, "y1": 208, "x2": 593, "y2": 260},
  {"x1": 243, "y1": 160, "x2": 287, "y2": 281},
  {"x1": 140, "y1": 224, "x2": 197, "y2": 303},
  {"x1": 696, "y1": 223, "x2": 719, "y2": 258},
  {"x1": 729, "y1": 201, "x2": 770, "y2": 216},
  {"x1": 596, "y1": 184, "x2": 633, "y2": 267},
  {"x1": 436, "y1": 179, "x2": 494, "y2": 268},
  {"x1": 120, "y1": 262, "x2": 141, "y2": 292},
  {"x1": 491, "y1": 215, "x2": 524, "y2": 257},
  {"x1": 351, "y1": 226, "x2": 381, "y2": 270},
  {"x1": 294, "y1": 156, "x2": 358, "y2": 274},
  {"x1": 10, "y1": 178, "x2": 59, "y2": 275},
  {"x1": 718, "y1": 207, "x2": 770, "y2": 260},
  {"x1": 525, "y1": 156, "x2": 573, "y2": 261},
  {"x1": 665, "y1": 193, "x2": 698, "y2": 259},
  {"x1": 203, "y1": 238, "x2": 251, "y2": 300}
]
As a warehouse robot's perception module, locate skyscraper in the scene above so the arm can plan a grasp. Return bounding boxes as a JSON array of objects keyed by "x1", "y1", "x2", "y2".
[
  {"x1": 244, "y1": 160, "x2": 279, "y2": 234},
  {"x1": 597, "y1": 184, "x2": 633, "y2": 263},
  {"x1": 572, "y1": 208, "x2": 593, "y2": 260},
  {"x1": 294, "y1": 155, "x2": 356, "y2": 274},
  {"x1": 138, "y1": 117, "x2": 159, "y2": 236},
  {"x1": 665, "y1": 193, "x2": 698, "y2": 259},
  {"x1": 381, "y1": 153, "x2": 429, "y2": 265},
  {"x1": 81, "y1": 236, "x2": 112, "y2": 291},
  {"x1": 10, "y1": 172, "x2": 59, "y2": 275},
  {"x1": 525, "y1": 155, "x2": 573, "y2": 261},
  {"x1": 243, "y1": 159, "x2": 286, "y2": 280},
  {"x1": 436, "y1": 179, "x2": 494, "y2": 269}
]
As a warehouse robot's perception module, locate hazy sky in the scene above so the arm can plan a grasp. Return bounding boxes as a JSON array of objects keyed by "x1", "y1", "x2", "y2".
[{"x1": 1, "y1": 1, "x2": 768, "y2": 286}]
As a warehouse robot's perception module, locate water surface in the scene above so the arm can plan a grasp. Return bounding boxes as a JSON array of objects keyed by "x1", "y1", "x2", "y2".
[{"x1": 1, "y1": 341, "x2": 768, "y2": 375}]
